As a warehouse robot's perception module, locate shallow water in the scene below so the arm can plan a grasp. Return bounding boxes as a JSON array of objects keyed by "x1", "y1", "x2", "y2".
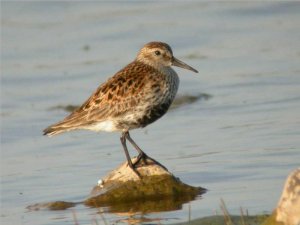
[{"x1": 1, "y1": 2, "x2": 300, "y2": 225}]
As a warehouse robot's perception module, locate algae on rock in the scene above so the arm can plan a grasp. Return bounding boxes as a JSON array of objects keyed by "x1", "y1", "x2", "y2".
[{"x1": 85, "y1": 157, "x2": 206, "y2": 212}]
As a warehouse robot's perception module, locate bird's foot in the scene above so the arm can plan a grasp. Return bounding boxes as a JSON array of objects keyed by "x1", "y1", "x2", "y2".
[
  {"x1": 127, "y1": 160, "x2": 142, "y2": 179},
  {"x1": 126, "y1": 152, "x2": 168, "y2": 178},
  {"x1": 134, "y1": 152, "x2": 149, "y2": 166},
  {"x1": 134, "y1": 153, "x2": 168, "y2": 171}
]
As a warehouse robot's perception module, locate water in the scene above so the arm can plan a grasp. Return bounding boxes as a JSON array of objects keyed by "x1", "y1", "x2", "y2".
[{"x1": 1, "y1": 2, "x2": 300, "y2": 225}]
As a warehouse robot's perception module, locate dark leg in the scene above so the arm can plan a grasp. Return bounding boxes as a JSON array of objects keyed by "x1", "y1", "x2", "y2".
[
  {"x1": 124, "y1": 131, "x2": 168, "y2": 171},
  {"x1": 120, "y1": 132, "x2": 141, "y2": 178},
  {"x1": 124, "y1": 131, "x2": 146, "y2": 158},
  {"x1": 120, "y1": 132, "x2": 133, "y2": 168}
]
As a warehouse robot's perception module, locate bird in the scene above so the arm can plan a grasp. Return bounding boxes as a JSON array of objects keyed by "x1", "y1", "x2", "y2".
[{"x1": 44, "y1": 41, "x2": 198, "y2": 177}]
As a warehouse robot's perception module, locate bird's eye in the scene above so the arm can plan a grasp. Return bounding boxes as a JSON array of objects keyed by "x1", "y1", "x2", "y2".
[{"x1": 154, "y1": 50, "x2": 161, "y2": 56}]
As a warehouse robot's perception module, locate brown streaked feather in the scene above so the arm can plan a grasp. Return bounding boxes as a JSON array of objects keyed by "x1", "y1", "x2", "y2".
[{"x1": 43, "y1": 61, "x2": 164, "y2": 136}]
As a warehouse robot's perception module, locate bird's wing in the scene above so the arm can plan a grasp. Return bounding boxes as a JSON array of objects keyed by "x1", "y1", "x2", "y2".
[{"x1": 46, "y1": 61, "x2": 160, "y2": 131}]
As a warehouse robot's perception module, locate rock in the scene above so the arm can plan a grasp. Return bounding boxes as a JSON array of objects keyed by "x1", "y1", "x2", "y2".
[
  {"x1": 27, "y1": 201, "x2": 76, "y2": 211},
  {"x1": 275, "y1": 168, "x2": 300, "y2": 225},
  {"x1": 262, "y1": 168, "x2": 300, "y2": 225},
  {"x1": 84, "y1": 157, "x2": 206, "y2": 212}
]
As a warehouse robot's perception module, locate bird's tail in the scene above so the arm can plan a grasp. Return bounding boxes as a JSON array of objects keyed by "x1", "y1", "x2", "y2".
[{"x1": 43, "y1": 120, "x2": 78, "y2": 136}]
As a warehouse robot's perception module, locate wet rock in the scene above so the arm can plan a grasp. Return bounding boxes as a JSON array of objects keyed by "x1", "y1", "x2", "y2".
[
  {"x1": 27, "y1": 201, "x2": 76, "y2": 211},
  {"x1": 84, "y1": 157, "x2": 206, "y2": 212}
]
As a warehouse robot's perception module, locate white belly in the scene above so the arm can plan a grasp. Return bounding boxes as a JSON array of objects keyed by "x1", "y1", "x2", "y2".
[{"x1": 86, "y1": 120, "x2": 118, "y2": 132}]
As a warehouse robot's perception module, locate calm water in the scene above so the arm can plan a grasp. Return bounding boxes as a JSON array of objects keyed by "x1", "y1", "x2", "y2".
[{"x1": 1, "y1": 2, "x2": 300, "y2": 225}]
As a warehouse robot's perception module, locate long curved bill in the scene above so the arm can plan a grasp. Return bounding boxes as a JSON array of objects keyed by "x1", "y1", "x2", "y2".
[{"x1": 172, "y1": 57, "x2": 198, "y2": 73}]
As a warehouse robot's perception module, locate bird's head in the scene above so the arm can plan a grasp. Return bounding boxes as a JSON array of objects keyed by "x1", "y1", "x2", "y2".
[{"x1": 136, "y1": 41, "x2": 198, "y2": 73}]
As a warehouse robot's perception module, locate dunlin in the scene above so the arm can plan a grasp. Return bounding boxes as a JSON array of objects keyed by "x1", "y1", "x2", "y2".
[{"x1": 44, "y1": 41, "x2": 198, "y2": 176}]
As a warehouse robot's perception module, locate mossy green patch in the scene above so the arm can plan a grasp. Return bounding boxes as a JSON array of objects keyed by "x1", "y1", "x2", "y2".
[{"x1": 85, "y1": 174, "x2": 205, "y2": 212}]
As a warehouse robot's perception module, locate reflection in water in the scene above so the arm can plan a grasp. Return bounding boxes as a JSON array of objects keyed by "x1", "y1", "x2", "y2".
[
  {"x1": 90, "y1": 195, "x2": 203, "y2": 214},
  {"x1": 27, "y1": 194, "x2": 204, "y2": 224},
  {"x1": 94, "y1": 196, "x2": 202, "y2": 225},
  {"x1": 114, "y1": 215, "x2": 164, "y2": 225}
]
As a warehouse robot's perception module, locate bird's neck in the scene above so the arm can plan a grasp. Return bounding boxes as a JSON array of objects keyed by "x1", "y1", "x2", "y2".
[{"x1": 136, "y1": 57, "x2": 174, "y2": 76}]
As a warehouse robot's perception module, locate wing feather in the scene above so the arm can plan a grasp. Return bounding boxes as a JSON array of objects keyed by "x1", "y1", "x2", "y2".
[{"x1": 44, "y1": 61, "x2": 159, "y2": 136}]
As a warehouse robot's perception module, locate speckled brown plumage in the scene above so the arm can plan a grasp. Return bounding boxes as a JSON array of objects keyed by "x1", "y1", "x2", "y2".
[{"x1": 44, "y1": 41, "x2": 198, "y2": 176}]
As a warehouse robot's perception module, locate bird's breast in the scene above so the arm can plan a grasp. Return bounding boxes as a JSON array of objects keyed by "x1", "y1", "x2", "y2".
[
  {"x1": 133, "y1": 68, "x2": 179, "y2": 127},
  {"x1": 113, "y1": 67, "x2": 179, "y2": 131}
]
